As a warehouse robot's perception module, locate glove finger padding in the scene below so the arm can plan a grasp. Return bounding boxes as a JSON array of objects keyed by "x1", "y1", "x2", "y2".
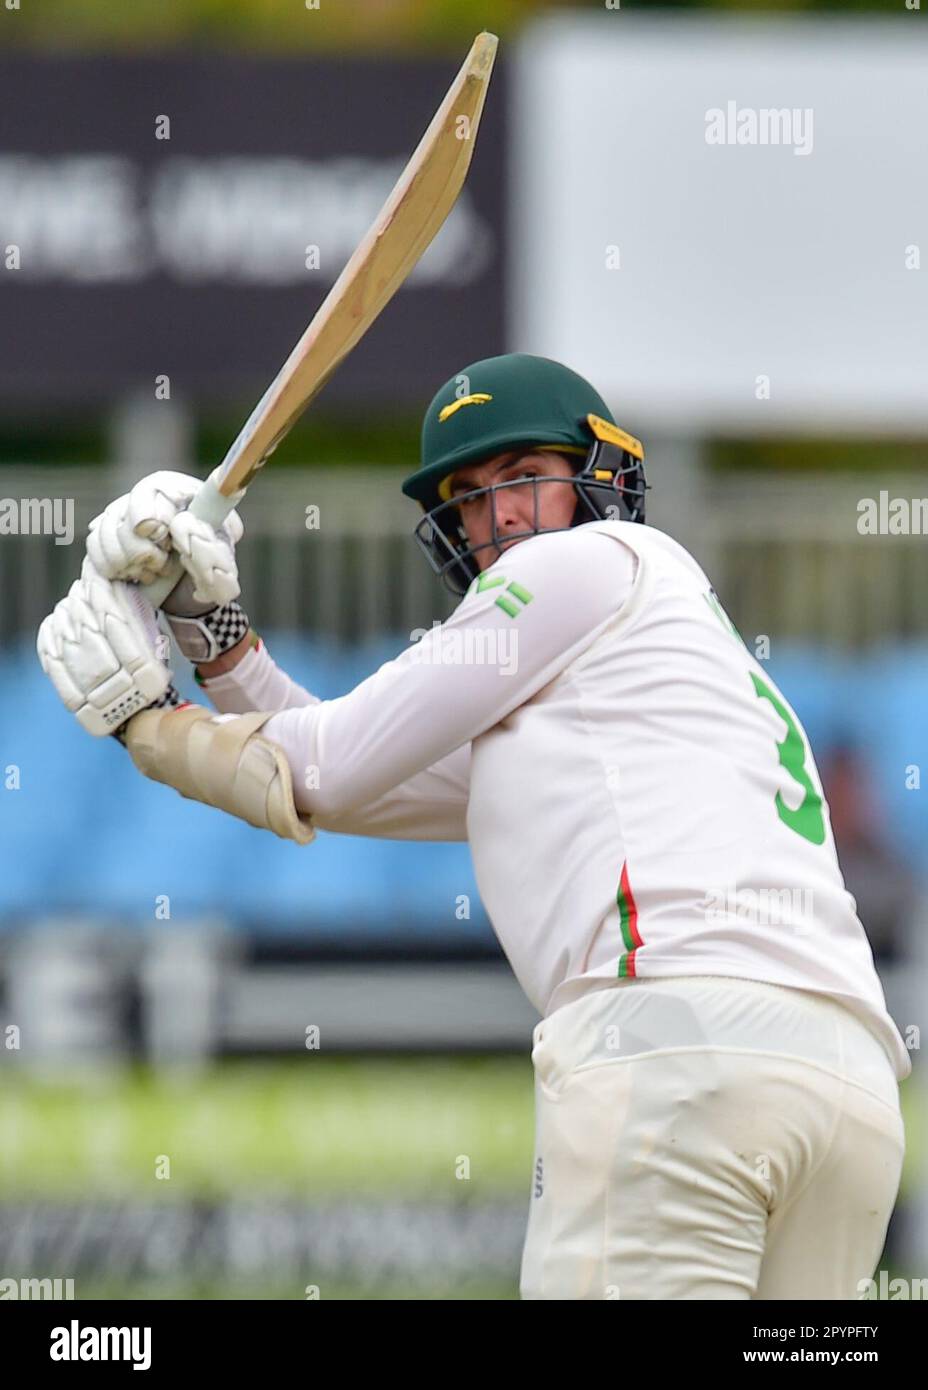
[
  {"x1": 86, "y1": 471, "x2": 212, "y2": 587},
  {"x1": 37, "y1": 558, "x2": 172, "y2": 736},
  {"x1": 123, "y1": 470, "x2": 201, "y2": 537},
  {"x1": 163, "y1": 508, "x2": 242, "y2": 610},
  {"x1": 87, "y1": 491, "x2": 176, "y2": 585}
]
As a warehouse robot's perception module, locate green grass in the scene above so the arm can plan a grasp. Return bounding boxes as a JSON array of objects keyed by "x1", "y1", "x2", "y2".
[
  {"x1": 69, "y1": 1278, "x2": 519, "y2": 1301},
  {"x1": 0, "y1": 1056, "x2": 535, "y2": 1199}
]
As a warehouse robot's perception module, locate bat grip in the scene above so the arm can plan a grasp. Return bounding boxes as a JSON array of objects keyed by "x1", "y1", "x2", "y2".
[{"x1": 141, "y1": 472, "x2": 245, "y2": 610}]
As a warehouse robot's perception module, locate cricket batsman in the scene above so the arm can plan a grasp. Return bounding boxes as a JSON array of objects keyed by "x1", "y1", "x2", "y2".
[{"x1": 37, "y1": 353, "x2": 910, "y2": 1299}]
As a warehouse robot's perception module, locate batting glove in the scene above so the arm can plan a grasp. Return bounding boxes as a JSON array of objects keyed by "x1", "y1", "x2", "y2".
[
  {"x1": 37, "y1": 555, "x2": 188, "y2": 738},
  {"x1": 86, "y1": 469, "x2": 251, "y2": 665}
]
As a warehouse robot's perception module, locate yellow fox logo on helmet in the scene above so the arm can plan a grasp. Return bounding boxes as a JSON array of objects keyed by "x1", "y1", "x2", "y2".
[{"x1": 438, "y1": 393, "x2": 493, "y2": 422}]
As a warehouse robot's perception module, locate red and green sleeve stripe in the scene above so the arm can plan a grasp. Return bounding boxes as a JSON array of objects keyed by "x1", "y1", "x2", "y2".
[{"x1": 616, "y1": 860, "x2": 643, "y2": 978}]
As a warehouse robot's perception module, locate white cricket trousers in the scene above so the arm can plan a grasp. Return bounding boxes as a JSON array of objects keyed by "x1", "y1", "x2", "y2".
[{"x1": 520, "y1": 975, "x2": 906, "y2": 1300}]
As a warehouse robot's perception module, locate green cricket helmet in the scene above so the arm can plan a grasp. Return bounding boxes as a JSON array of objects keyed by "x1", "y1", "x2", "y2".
[{"x1": 402, "y1": 353, "x2": 647, "y2": 595}]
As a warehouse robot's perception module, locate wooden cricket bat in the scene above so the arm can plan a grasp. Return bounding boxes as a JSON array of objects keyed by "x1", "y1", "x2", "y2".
[{"x1": 145, "y1": 30, "x2": 498, "y2": 607}]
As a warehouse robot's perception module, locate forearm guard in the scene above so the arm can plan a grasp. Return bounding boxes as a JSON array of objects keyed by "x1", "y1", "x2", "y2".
[{"x1": 123, "y1": 704, "x2": 315, "y2": 845}]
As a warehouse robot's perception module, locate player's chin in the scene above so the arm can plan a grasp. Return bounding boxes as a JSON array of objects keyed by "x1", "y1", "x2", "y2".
[
  {"x1": 475, "y1": 535, "x2": 524, "y2": 572},
  {"x1": 496, "y1": 536, "x2": 525, "y2": 556}
]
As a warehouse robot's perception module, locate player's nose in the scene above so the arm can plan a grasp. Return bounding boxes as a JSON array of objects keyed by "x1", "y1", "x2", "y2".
[{"x1": 494, "y1": 490, "x2": 528, "y2": 530}]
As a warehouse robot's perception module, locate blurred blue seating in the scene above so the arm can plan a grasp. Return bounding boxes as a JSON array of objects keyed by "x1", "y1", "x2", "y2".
[
  {"x1": 3, "y1": 634, "x2": 928, "y2": 937},
  {"x1": 0, "y1": 632, "x2": 490, "y2": 942}
]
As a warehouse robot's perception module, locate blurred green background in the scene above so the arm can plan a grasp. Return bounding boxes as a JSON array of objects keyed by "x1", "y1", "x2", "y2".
[{"x1": 0, "y1": 0, "x2": 902, "y2": 54}]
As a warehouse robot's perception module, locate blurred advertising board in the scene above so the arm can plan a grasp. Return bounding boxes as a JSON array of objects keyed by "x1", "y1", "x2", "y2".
[
  {"x1": 0, "y1": 53, "x2": 506, "y2": 408},
  {"x1": 511, "y1": 16, "x2": 928, "y2": 434}
]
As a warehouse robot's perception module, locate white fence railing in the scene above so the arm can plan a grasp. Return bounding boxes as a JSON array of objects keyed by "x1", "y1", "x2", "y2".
[
  {"x1": 0, "y1": 466, "x2": 456, "y2": 645},
  {"x1": 3, "y1": 466, "x2": 928, "y2": 647},
  {"x1": 697, "y1": 473, "x2": 928, "y2": 649}
]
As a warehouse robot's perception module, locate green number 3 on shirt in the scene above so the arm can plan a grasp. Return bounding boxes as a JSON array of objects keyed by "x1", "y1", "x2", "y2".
[{"x1": 750, "y1": 672, "x2": 826, "y2": 846}]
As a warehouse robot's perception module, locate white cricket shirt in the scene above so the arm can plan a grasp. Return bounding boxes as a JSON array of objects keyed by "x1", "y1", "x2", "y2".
[{"x1": 201, "y1": 520, "x2": 910, "y2": 1080}]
